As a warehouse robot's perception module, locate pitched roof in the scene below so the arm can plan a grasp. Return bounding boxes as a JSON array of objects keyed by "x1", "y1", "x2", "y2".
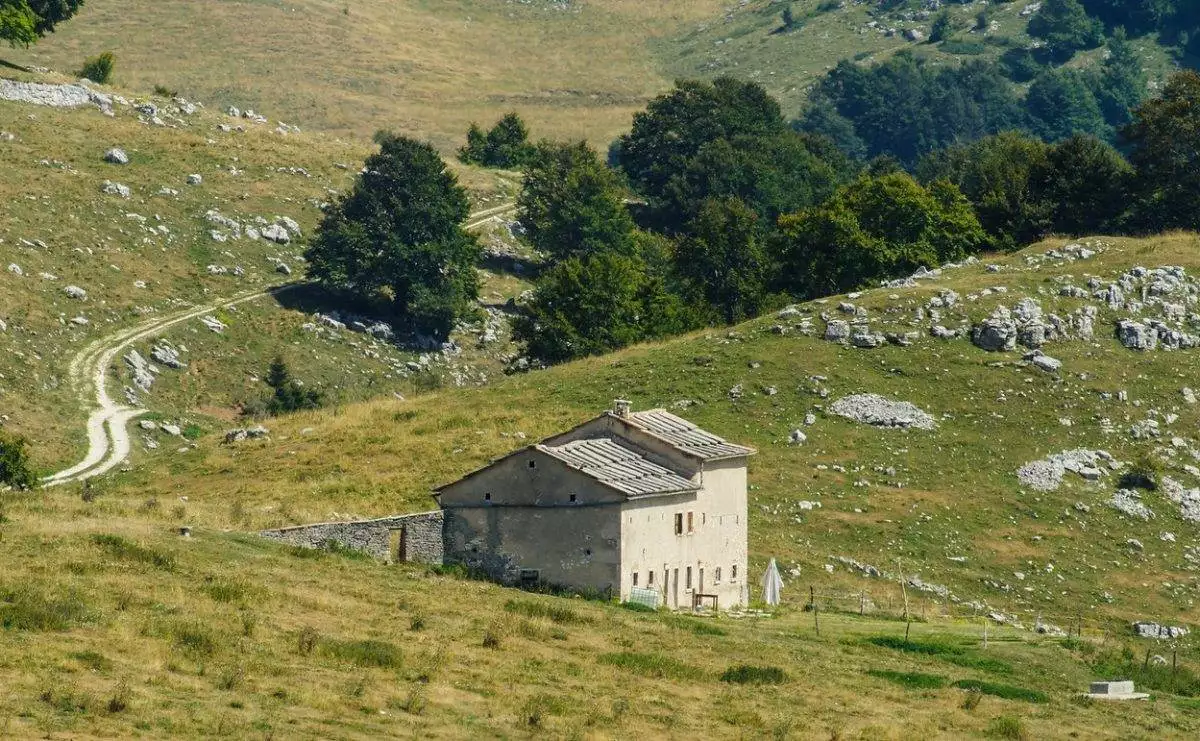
[
  {"x1": 537, "y1": 438, "x2": 699, "y2": 498},
  {"x1": 617, "y1": 409, "x2": 756, "y2": 461}
]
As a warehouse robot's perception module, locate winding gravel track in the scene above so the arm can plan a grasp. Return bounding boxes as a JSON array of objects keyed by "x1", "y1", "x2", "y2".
[{"x1": 44, "y1": 203, "x2": 515, "y2": 485}]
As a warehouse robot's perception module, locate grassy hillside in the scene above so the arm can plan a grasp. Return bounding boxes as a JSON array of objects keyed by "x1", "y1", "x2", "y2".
[
  {"x1": 0, "y1": 83, "x2": 524, "y2": 472},
  {"x1": 86, "y1": 232, "x2": 1200, "y2": 631},
  {"x1": 5, "y1": 0, "x2": 726, "y2": 148},
  {"x1": 3, "y1": 234, "x2": 1200, "y2": 738}
]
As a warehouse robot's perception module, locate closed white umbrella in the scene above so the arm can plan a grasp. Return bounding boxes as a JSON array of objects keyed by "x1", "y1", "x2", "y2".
[{"x1": 761, "y1": 557, "x2": 783, "y2": 606}]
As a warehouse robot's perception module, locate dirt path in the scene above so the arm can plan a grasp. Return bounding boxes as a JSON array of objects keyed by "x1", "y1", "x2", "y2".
[{"x1": 43, "y1": 203, "x2": 516, "y2": 486}]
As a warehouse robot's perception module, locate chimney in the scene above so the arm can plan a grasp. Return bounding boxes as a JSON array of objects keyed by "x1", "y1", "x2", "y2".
[{"x1": 613, "y1": 399, "x2": 632, "y2": 418}]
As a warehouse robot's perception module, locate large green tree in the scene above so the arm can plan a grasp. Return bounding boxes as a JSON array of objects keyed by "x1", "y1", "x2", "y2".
[
  {"x1": 306, "y1": 133, "x2": 481, "y2": 340},
  {"x1": 1, "y1": 0, "x2": 82, "y2": 45},
  {"x1": 1025, "y1": 68, "x2": 1110, "y2": 142},
  {"x1": 1034, "y1": 134, "x2": 1133, "y2": 235},
  {"x1": 918, "y1": 132, "x2": 1053, "y2": 250},
  {"x1": 615, "y1": 77, "x2": 789, "y2": 228},
  {"x1": 512, "y1": 250, "x2": 690, "y2": 364},
  {"x1": 517, "y1": 141, "x2": 637, "y2": 262},
  {"x1": 1027, "y1": 0, "x2": 1105, "y2": 60},
  {"x1": 774, "y1": 173, "x2": 986, "y2": 298},
  {"x1": 1126, "y1": 70, "x2": 1200, "y2": 231},
  {"x1": 674, "y1": 197, "x2": 768, "y2": 325},
  {"x1": 1097, "y1": 28, "x2": 1148, "y2": 127},
  {"x1": 458, "y1": 112, "x2": 534, "y2": 169}
]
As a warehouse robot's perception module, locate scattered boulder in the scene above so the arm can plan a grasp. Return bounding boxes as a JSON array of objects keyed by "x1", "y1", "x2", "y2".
[
  {"x1": 186, "y1": 173, "x2": 203, "y2": 185},
  {"x1": 1110, "y1": 489, "x2": 1154, "y2": 520},
  {"x1": 971, "y1": 307, "x2": 1017, "y2": 352},
  {"x1": 1016, "y1": 450, "x2": 1114, "y2": 491},
  {"x1": 103, "y1": 147, "x2": 129, "y2": 165},
  {"x1": 262, "y1": 224, "x2": 290, "y2": 244},
  {"x1": 1133, "y1": 622, "x2": 1190, "y2": 640},
  {"x1": 788, "y1": 429, "x2": 807, "y2": 445},
  {"x1": 102, "y1": 180, "x2": 131, "y2": 198},
  {"x1": 1117, "y1": 320, "x2": 1157, "y2": 351},
  {"x1": 829, "y1": 394, "x2": 936, "y2": 430},
  {"x1": 224, "y1": 425, "x2": 269, "y2": 443},
  {"x1": 824, "y1": 319, "x2": 850, "y2": 343},
  {"x1": 63, "y1": 285, "x2": 87, "y2": 300},
  {"x1": 123, "y1": 350, "x2": 156, "y2": 392},
  {"x1": 150, "y1": 343, "x2": 185, "y2": 369}
]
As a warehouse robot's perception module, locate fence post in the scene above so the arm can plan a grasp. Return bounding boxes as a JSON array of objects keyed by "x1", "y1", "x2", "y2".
[
  {"x1": 810, "y1": 586, "x2": 820, "y2": 636},
  {"x1": 983, "y1": 619, "x2": 989, "y2": 650},
  {"x1": 860, "y1": 590, "x2": 865, "y2": 616}
]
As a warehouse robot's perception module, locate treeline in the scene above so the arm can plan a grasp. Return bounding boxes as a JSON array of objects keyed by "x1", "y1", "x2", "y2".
[
  {"x1": 304, "y1": 70, "x2": 1199, "y2": 367},
  {"x1": 509, "y1": 71, "x2": 1199, "y2": 364},
  {"x1": 801, "y1": 35, "x2": 1143, "y2": 164},
  {"x1": 799, "y1": 0, "x2": 1200, "y2": 165}
]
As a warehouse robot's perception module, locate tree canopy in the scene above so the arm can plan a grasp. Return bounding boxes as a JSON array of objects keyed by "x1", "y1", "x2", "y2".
[
  {"x1": 1028, "y1": 0, "x2": 1105, "y2": 60},
  {"x1": 675, "y1": 197, "x2": 769, "y2": 325},
  {"x1": 774, "y1": 173, "x2": 986, "y2": 298},
  {"x1": 1125, "y1": 70, "x2": 1200, "y2": 231},
  {"x1": 517, "y1": 141, "x2": 637, "y2": 261},
  {"x1": 1, "y1": 0, "x2": 83, "y2": 44},
  {"x1": 306, "y1": 133, "x2": 481, "y2": 340},
  {"x1": 458, "y1": 112, "x2": 535, "y2": 169}
]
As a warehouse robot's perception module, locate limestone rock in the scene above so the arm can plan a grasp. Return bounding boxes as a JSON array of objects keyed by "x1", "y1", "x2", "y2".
[
  {"x1": 971, "y1": 307, "x2": 1016, "y2": 352},
  {"x1": 104, "y1": 147, "x2": 129, "y2": 165},
  {"x1": 102, "y1": 180, "x2": 131, "y2": 198},
  {"x1": 1117, "y1": 319, "x2": 1157, "y2": 351},
  {"x1": 262, "y1": 224, "x2": 290, "y2": 244},
  {"x1": 63, "y1": 285, "x2": 87, "y2": 300},
  {"x1": 829, "y1": 394, "x2": 936, "y2": 430}
]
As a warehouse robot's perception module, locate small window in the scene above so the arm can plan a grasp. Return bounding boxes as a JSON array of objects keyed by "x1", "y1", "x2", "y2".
[
  {"x1": 528, "y1": 460, "x2": 536, "y2": 469},
  {"x1": 584, "y1": 548, "x2": 592, "y2": 556},
  {"x1": 569, "y1": 493, "x2": 577, "y2": 503},
  {"x1": 674, "y1": 513, "x2": 683, "y2": 535},
  {"x1": 632, "y1": 572, "x2": 639, "y2": 586},
  {"x1": 702, "y1": 513, "x2": 706, "y2": 525},
  {"x1": 687, "y1": 511, "x2": 694, "y2": 534},
  {"x1": 686, "y1": 566, "x2": 693, "y2": 589},
  {"x1": 731, "y1": 565, "x2": 738, "y2": 581},
  {"x1": 715, "y1": 567, "x2": 722, "y2": 583},
  {"x1": 519, "y1": 569, "x2": 539, "y2": 586},
  {"x1": 484, "y1": 492, "x2": 491, "y2": 502},
  {"x1": 648, "y1": 571, "x2": 655, "y2": 586}
]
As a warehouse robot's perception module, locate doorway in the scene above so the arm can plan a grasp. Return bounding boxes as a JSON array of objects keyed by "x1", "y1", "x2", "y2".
[{"x1": 388, "y1": 527, "x2": 407, "y2": 564}]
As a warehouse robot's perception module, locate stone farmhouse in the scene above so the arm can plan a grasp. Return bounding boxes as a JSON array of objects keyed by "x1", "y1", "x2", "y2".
[{"x1": 263, "y1": 401, "x2": 754, "y2": 609}]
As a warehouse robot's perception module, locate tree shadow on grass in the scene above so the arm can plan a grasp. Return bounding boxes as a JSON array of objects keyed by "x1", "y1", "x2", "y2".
[{"x1": 270, "y1": 282, "x2": 402, "y2": 326}]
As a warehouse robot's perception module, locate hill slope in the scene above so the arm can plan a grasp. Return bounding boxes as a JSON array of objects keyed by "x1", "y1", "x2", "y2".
[
  {"x1": 1, "y1": 78, "x2": 524, "y2": 473},
  {"x1": 3, "y1": 232, "x2": 1200, "y2": 739}
]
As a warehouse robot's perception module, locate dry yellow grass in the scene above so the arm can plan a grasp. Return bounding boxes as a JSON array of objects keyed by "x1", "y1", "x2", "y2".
[{"x1": 8, "y1": 0, "x2": 727, "y2": 148}]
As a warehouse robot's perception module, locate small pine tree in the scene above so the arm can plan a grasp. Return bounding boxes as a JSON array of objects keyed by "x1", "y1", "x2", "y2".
[
  {"x1": 457, "y1": 122, "x2": 488, "y2": 165},
  {"x1": 263, "y1": 356, "x2": 324, "y2": 415},
  {"x1": 782, "y1": 5, "x2": 796, "y2": 30},
  {"x1": 0, "y1": 430, "x2": 37, "y2": 490},
  {"x1": 931, "y1": 11, "x2": 955, "y2": 43}
]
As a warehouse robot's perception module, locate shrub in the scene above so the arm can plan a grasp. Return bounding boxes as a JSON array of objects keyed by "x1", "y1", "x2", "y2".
[
  {"x1": 1120, "y1": 451, "x2": 1159, "y2": 490},
  {"x1": 321, "y1": 638, "x2": 404, "y2": 669},
  {"x1": 172, "y1": 621, "x2": 218, "y2": 657},
  {"x1": 0, "y1": 586, "x2": 90, "y2": 631},
  {"x1": 599, "y1": 652, "x2": 703, "y2": 680},
  {"x1": 153, "y1": 84, "x2": 177, "y2": 97},
  {"x1": 105, "y1": 682, "x2": 129, "y2": 714},
  {"x1": 503, "y1": 598, "x2": 587, "y2": 625},
  {"x1": 90, "y1": 534, "x2": 175, "y2": 570},
  {"x1": 987, "y1": 715, "x2": 1027, "y2": 740},
  {"x1": 482, "y1": 629, "x2": 502, "y2": 649},
  {"x1": 961, "y1": 688, "x2": 983, "y2": 710},
  {"x1": 409, "y1": 614, "x2": 426, "y2": 631},
  {"x1": 619, "y1": 601, "x2": 656, "y2": 613},
  {"x1": 297, "y1": 626, "x2": 320, "y2": 655},
  {"x1": 79, "y1": 51, "x2": 115, "y2": 84},
  {"x1": 39, "y1": 685, "x2": 92, "y2": 714},
  {"x1": 0, "y1": 430, "x2": 37, "y2": 490},
  {"x1": 866, "y1": 669, "x2": 948, "y2": 689},
  {"x1": 952, "y1": 679, "x2": 1047, "y2": 704},
  {"x1": 720, "y1": 665, "x2": 788, "y2": 685}
]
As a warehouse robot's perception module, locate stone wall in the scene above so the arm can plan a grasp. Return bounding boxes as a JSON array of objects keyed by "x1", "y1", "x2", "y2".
[{"x1": 260, "y1": 510, "x2": 444, "y2": 564}]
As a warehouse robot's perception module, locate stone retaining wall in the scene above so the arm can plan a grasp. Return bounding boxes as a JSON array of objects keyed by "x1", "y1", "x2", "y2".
[{"x1": 260, "y1": 510, "x2": 444, "y2": 564}]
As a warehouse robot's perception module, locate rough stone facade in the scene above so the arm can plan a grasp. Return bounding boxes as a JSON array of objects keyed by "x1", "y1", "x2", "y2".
[{"x1": 261, "y1": 510, "x2": 443, "y2": 564}]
